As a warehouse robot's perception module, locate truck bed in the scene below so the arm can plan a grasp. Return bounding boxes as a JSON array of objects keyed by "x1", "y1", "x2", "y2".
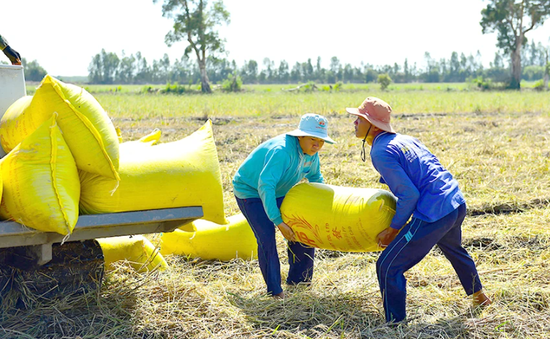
[
  {"x1": 0, "y1": 206, "x2": 203, "y2": 265},
  {"x1": 0, "y1": 206, "x2": 204, "y2": 302}
]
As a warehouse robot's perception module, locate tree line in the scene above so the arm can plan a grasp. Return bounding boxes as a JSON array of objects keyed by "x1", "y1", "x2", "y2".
[
  {"x1": 16, "y1": 0, "x2": 550, "y2": 90},
  {"x1": 86, "y1": 40, "x2": 549, "y2": 86},
  {"x1": 86, "y1": 0, "x2": 550, "y2": 90},
  {"x1": 145, "y1": 0, "x2": 550, "y2": 91}
]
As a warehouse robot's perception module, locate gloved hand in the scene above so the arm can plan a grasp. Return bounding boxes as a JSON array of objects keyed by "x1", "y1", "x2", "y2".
[{"x1": 3, "y1": 45, "x2": 21, "y2": 65}]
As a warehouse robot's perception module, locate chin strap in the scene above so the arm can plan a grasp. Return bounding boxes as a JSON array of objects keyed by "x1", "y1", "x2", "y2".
[{"x1": 361, "y1": 125, "x2": 372, "y2": 162}]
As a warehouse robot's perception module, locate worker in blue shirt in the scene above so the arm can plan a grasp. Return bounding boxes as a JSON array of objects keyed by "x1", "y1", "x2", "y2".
[
  {"x1": 233, "y1": 113, "x2": 335, "y2": 298},
  {"x1": 347, "y1": 97, "x2": 491, "y2": 323},
  {"x1": 0, "y1": 35, "x2": 21, "y2": 65}
]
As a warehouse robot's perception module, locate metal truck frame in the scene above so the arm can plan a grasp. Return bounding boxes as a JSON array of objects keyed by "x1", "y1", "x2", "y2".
[{"x1": 0, "y1": 206, "x2": 203, "y2": 302}]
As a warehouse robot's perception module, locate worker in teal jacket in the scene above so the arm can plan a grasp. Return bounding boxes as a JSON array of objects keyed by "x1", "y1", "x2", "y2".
[
  {"x1": 0, "y1": 35, "x2": 21, "y2": 65},
  {"x1": 233, "y1": 113, "x2": 335, "y2": 298}
]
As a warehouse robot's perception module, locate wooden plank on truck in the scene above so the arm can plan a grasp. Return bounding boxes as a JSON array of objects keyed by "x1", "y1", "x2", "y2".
[{"x1": 0, "y1": 206, "x2": 203, "y2": 249}]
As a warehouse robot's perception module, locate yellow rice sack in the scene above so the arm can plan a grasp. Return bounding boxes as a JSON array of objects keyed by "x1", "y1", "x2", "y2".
[
  {"x1": 0, "y1": 75, "x2": 120, "y2": 180},
  {"x1": 97, "y1": 235, "x2": 168, "y2": 272},
  {"x1": 0, "y1": 95, "x2": 32, "y2": 153},
  {"x1": 79, "y1": 121, "x2": 228, "y2": 225},
  {"x1": 115, "y1": 127, "x2": 123, "y2": 143},
  {"x1": 157, "y1": 213, "x2": 257, "y2": 261},
  {"x1": 114, "y1": 127, "x2": 161, "y2": 146},
  {"x1": 135, "y1": 128, "x2": 161, "y2": 144},
  {"x1": 0, "y1": 115, "x2": 80, "y2": 235},
  {"x1": 280, "y1": 183, "x2": 396, "y2": 252},
  {"x1": 0, "y1": 165, "x2": 3, "y2": 203},
  {"x1": 120, "y1": 128, "x2": 162, "y2": 149}
]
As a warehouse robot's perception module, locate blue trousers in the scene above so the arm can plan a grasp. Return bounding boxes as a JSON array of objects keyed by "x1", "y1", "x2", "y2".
[
  {"x1": 236, "y1": 196, "x2": 315, "y2": 295},
  {"x1": 376, "y1": 203, "x2": 483, "y2": 323}
]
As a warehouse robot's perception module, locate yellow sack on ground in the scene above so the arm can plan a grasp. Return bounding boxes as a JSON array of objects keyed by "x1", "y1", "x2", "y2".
[
  {"x1": 0, "y1": 75, "x2": 120, "y2": 180},
  {"x1": 280, "y1": 183, "x2": 396, "y2": 252},
  {"x1": 120, "y1": 128, "x2": 162, "y2": 149},
  {"x1": 0, "y1": 115, "x2": 80, "y2": 235},
  {"x1": 157, "y1": 213, "x2": 257, "y2": 261},
  {"x1": 79, "y1": 121, "x2": 228, "y2": 225},
  {"x1": 135, "y1": 128, "x2": 161, "y2": 144},
  {"x1": 115, "y1": 128, "x2": 161, "y2": 146},
  {"x1": 97, "y1": 235, "x2": 168, "y2": 272}
]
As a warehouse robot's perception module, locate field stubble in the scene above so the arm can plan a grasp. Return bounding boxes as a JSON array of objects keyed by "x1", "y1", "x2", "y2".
[{"x1": 2, "y1": 90, "x2": 550, "y2": 338}]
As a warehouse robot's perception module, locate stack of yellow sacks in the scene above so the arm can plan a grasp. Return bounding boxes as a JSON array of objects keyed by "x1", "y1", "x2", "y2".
[
  {"x1": 0, "y1": 75, "x2": 257, "y2": 271},
  {"x1": 0, "y1": 75, "x2": 119, "y2": 235}
]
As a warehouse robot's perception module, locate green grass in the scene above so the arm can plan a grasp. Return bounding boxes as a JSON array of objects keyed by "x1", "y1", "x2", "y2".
[
  {"x1": 90, "y1": 87, "x2": 550, "y2": 121},
  {"x1": 25, "y1": 80, "x2": 545, "y2": 94}
]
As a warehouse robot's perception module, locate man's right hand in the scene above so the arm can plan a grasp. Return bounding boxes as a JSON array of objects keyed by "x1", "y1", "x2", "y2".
[
  {"x1": 277, "y1": 222, "x2": 296, "y2": 242},
  {"x1": 376, "y1": 226, "x2": 400, "y2": 248},
  {"x1": 3, "y1": 46, "x2": 21, "y2": 65}
]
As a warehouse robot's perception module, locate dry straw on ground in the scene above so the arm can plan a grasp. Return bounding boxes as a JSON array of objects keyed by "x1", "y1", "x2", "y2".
[{"x1": 1, "y1": 92, "x2": 550, "y2": 338}]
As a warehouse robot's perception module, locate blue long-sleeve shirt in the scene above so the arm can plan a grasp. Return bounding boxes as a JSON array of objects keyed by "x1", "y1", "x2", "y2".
[
  {"x1": 371, "y1": 132, "x2": 465, "y2": 229},
  {"x1": 233, "y1": 134, "x2": 324, "y2": 225}
]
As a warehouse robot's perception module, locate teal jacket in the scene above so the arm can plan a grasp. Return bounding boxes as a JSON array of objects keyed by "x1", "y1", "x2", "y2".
[{"x1": 233, "y1": 134, "x2": 324, "y2": 225}]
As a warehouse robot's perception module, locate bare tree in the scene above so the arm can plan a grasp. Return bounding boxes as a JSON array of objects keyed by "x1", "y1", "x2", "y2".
[
  {"x1": 154, "y1": 0, "x2": 230, "y2": 93},
  {"x1": 480, "y1": 0, "x2": 550, "y2": 89}
]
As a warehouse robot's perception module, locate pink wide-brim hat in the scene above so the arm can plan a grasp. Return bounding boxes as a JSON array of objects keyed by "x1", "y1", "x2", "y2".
[{"x1": 346, "y1": 97, "x2": 395, "y2": 133}]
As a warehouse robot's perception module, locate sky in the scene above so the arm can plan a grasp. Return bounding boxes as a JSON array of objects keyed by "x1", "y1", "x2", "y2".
[{"x1": 2, "y1": 0, "x2": 550, "y2": 77}]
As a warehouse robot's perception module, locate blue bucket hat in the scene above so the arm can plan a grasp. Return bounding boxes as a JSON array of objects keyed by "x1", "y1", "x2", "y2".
[{"x1": 287, "y1": 113, "x2": 335, "y2": 144}]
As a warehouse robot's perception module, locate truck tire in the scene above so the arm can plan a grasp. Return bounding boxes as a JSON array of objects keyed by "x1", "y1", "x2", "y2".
[{"x1": 0, "y1": 240, "x2": 104, "y2": 307}]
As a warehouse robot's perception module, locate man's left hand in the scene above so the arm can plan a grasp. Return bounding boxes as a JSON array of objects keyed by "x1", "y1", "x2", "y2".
[{"x1": 376, "y1": 227, "x2": 400, "y2": 248}]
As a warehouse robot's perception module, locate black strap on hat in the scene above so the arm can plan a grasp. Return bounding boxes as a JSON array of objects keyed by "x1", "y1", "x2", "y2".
[{"x1": 360, "y1": 124, "x2": 372, "y2": 162}]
